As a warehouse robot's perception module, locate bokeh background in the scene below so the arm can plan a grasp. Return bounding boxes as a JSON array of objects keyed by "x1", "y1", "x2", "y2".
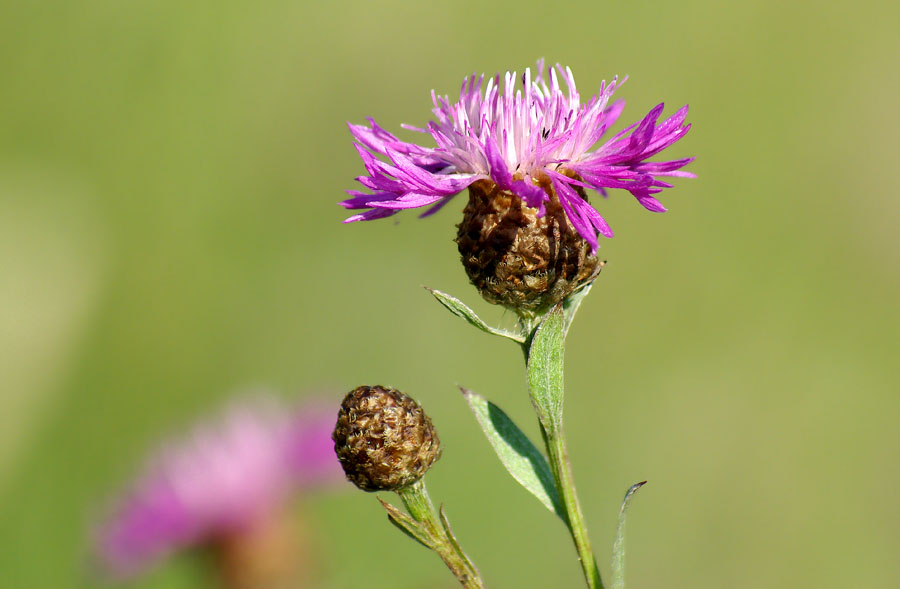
[{"x1": 1, "y1": 0, "x2": 897, "y2": 587}]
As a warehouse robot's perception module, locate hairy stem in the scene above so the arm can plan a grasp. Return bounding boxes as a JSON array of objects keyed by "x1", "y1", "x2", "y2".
[
  {"x1": 524, "y1": 307, "x2": 603, "y2": 589},
  {"x1": 541, "y1": 421, "x2": 603, "y2": 589},
  {"x1": 398, "y1": 480, "x2": 485, "y2": 588}
]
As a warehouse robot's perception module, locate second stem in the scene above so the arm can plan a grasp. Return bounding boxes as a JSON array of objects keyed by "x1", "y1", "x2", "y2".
[{"x1": 398, "y1": 479, "x2": 484, "y2": 589}]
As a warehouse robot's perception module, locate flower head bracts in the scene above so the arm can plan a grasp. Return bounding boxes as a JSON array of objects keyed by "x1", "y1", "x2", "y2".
[{"x1": 342, "y1": 60, "x2": 694, "y2": 252}]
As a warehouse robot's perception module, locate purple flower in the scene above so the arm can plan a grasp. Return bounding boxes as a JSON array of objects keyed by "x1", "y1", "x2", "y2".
[
  {"x1": 284, "y1": 401, "x2": 344, "y2": 487},
  {"x1": 341, "y1": 60, "x2": 694, "y2": 252},
  {"x1": 94, "y1": 396, "x2": 342, "y2": 579}
]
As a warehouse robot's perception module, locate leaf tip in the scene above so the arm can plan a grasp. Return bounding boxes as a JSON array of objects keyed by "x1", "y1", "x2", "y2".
[
  {"x1": 621, "y1": 480, "x2": 647, "y2": 506},
  {"x1": 376, "y1": 496, "x2": 396, "y2": 512}
]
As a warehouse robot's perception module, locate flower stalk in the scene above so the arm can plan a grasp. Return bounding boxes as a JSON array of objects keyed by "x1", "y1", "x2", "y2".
[
  {"x1": 525, "y1": 306, "x2": 603, "y2": 589},
  {"x1": 396, "y1": 479, "x2": 484, "y2": 589},
  {"x1": 541, "y1": 422, "x2": 603, "y2": 588}
]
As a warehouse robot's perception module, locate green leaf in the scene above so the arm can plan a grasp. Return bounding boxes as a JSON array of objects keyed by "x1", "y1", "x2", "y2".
[
  {"x1": 439, "y1": 505, "x2": 480, "y2": 575},
  {"x1": 561, "y1": 282, "x2": 593, "y2": 336},
  {"x1": 460, "y1": 387, "x2": 565, "y2": 520},
  {"x1": 378, "y1": 497, "x2": 437, "y2": 550},
  {"x1": 526, "y1": 305, "x2": 565, "y2": 433},
  {"x1": 426, "y1": 287, "x2": 526, "y2": 343},
  {"x1": 611, "y1": 481, "x2": 647, "y2": 589}
]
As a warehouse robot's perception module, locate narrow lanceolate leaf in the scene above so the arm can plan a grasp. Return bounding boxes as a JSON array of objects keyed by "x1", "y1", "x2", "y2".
[
  {"x1": 526, "y1": 305, "x2": 565, "y2": 433},
  {"x1": 461, "y1": 387, "x2": 565, "y2": 520},
  {"x1": 426, "y1": 287, "x2": 526, "y2": 343},
  {"x1": 561, "y1": 281, "x2": 594, "y2": 336},
  {"x1": 378, "y1": 497, "x2": 436, "y2": 550},
  {"x1": 439, "y1": 505, "x2": 480, "y2": 575},
  {"x1": 611, "y1": 481, "x2": 647, "y2": 589}
]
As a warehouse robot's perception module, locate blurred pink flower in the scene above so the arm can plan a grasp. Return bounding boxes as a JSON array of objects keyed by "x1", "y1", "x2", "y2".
[{"x1": 95, "y1": 396, "x2": 342, "y2": 580}]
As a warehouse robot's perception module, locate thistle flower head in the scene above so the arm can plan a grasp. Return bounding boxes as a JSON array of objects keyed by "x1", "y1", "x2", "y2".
[
  {"x1": 341, "y1": 59, "x2": 694, "y2": 254},
  {"x1": 95, "y1": 396, "x2": 342, "y2": 579},
  {"x1": 332, "y1": 385, "x2": 441, "y2": 492},
  {"x1": 457, "y1": 177, "x2": 605, "y2": 313}
]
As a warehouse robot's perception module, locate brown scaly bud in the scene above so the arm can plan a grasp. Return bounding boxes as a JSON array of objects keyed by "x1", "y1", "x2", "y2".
[
  {"x1": 456, "y1": 176, "x2": 604, "y2": 316},
  {"x1": 333, "y1": 385, "x2": 441, "y2": 492}
]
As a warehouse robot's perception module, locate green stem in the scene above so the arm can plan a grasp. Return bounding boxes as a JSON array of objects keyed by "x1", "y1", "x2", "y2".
[
  {"x1": 542, "y1": 421, "x2": 604, "y2": 589},
  {"x1": 398, "y1": 480, "x2": 485, "y2": 589},
  {"x1": 524, "y1": 307, "x2": 603, "y2": 589}
]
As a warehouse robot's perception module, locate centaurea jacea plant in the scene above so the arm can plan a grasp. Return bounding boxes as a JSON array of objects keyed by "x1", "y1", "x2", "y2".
[{"x1": 343, "y1": 61, "x2": 693, "y2": 588}]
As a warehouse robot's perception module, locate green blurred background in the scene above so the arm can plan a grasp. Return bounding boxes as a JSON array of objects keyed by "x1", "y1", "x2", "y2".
[{"x1": 1, "y1": 0, "x2": 897, "y2": 587}]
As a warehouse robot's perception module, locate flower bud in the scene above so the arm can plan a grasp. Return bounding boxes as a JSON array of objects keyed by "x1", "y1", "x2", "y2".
[
  {"x1": 332, "y1": 386, "x2": 441, "y2": 492},
  {"x1": 456, "y1": 177, "x2": 604, "y2": 315}
]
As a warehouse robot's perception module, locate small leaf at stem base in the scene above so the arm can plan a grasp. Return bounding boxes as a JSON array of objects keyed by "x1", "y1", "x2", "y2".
[
  {"x1": 439, "y1": 505, "x2": 481, "y2": 577},
  {"x1": 426, "y1": 287, "x2": 526, "y2": 343},
  {"x1": 377, "y1": 497, "x2": 437, "y2": 550}
]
